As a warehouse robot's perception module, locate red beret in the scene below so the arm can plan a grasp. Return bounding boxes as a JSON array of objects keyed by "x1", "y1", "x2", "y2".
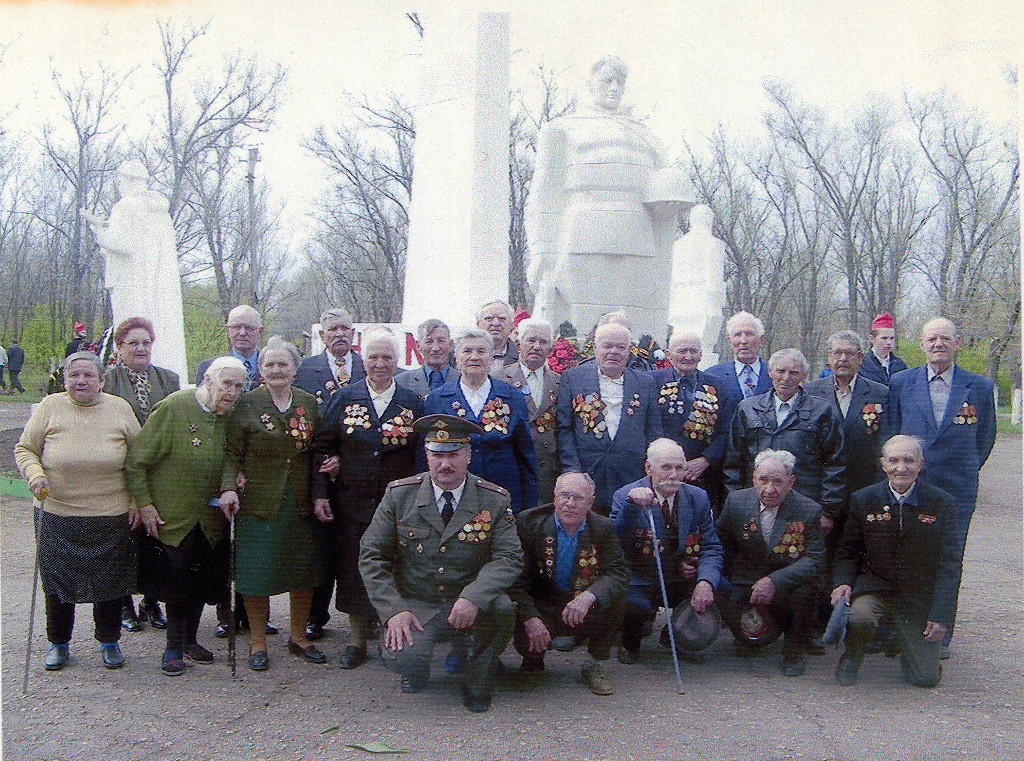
[{"x1": 871, "y1": 312, "x2": 894, "y2": 330}]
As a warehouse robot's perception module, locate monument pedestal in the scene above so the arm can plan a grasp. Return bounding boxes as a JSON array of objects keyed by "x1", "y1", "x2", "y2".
[{"x1": 401, "y1": 12, "x2": 510, "y2": 331}]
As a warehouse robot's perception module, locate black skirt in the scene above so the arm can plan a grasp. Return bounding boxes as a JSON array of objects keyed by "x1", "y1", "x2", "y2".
[
  {"x1": 138, "y1": 523, "x2": 229, "y2": 606},
  {"x1": 35, "y1": 509, "x2": 137, "y2": 604}
]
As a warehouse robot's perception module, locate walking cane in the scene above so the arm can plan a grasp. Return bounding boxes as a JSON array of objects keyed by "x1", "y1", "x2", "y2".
[
  {"x1": 23, "y1": 489, "x2": 46, "y2": 693},
  {"x1": 644, "y1": 506, "x2": 685, "y2": 695},
  {"x1": 228, "y1": 514, "x2": 236, "y2": 679}
]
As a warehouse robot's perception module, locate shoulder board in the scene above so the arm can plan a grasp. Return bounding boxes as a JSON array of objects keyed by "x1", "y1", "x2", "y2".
[
  {"x1": 389, "y1": 475, "x2": 424, "y2": 488},
  {"x1": 475, "y1": 478, "x2": 509, "y2": 496}
]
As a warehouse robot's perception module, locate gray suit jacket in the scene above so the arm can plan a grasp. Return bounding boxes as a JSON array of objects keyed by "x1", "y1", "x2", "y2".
[
  {"x1": 498, "y1": 362, "x2": 561, "y2": 505},
  {"x1": 395, "y1": 364, "x2": 460, "y2": 400}
]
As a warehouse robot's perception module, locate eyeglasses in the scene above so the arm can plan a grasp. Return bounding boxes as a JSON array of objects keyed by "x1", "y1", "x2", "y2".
[{"x1": 227, "y1": 324, "x2": 260, "y2": 333}]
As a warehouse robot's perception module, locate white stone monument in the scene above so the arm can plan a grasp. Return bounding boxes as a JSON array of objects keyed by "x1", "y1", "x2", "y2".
[
  {"x1": 525, "y1": 56, "x2": 687, "y2": 345},
  {"x1": 668, "y1": 204, "x2": 726, "y2": 367},
  {"x1": 401, "y1": 12, "x2": 510, "y2": 330},
  {"x1": 84, "y1": 160, "x2": 188, "y2": 380}
]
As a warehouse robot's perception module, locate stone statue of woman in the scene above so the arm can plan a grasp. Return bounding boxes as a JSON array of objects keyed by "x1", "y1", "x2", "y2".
[{"x1": 84, "y1": 160, "x2": 187, "y2": 381}]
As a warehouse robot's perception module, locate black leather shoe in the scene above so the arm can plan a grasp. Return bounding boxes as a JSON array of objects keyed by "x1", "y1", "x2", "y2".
[
  {"x1": 214, "y1": 623, "x2": 229, "y2": 639},
  {"x1": 338, "y1": 645, "x2": 368, "y2": 669},
  {"x1": 121, "y1": 606, "x2": 144, "y2": 633},
  {"x1": 100, "y1": 643, "x2": 125, "y2": 669},
  {"x1": 617, "y1": 646, "x2": 639, "y2": 665},
  {"x1": 461, "y1": 685, "x2": 492, "y2": 712},
  {"x1": 248, "y1": 650, "x2": 269, "y2": 671},
  {"x1": 806, "y1": 639, "x2": 827, "y2": 656},
  {"x1": 520, "y1": 655, "x2": 545, "y2": 672},
  {"x1": 140, "y1": 600, "x2": 167, "y2": 630},
  {"x1": 265, "y1": 623, "x2": 279, "y2": 636},
  {"x1": 835, "y1": 653, "x2": 861, "y2": 686},
  {"x1": 401, "y1": 672, "x2": 428, "y2": 693},
  {"x1": 288, "y1": 640, "x2": 328, "y2": 664},
  {"x1": 305, "y1": 621, "x2": 325, "y2": 642},
  {"x1": 781, "y1": 653, "x2": 806, "y2": 677}
]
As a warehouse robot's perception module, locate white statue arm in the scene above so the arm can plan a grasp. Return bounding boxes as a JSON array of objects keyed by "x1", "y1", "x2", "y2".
[
  {"x1": 524, "y1": 121, "x2": 568, "y2": 292},
  {"x1": 84, "y1": 202, "x2": 134, "y2": 258}
]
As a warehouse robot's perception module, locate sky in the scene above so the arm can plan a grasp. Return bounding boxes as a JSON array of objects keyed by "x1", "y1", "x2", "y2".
[{"x1": 0, "y1": 0, "x2": 1019, "y2": 254}]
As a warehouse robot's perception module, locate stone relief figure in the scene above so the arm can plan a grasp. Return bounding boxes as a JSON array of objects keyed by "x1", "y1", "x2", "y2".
[
  {"x1": 668, "y1": 204, "x2": 726, "y2": 366},
  {"x1": 84, "y1": 160, "x2": 187, "y2": 380},
  {"x1": 525, "y1": 56, "x2": 687, "y2": 344}
]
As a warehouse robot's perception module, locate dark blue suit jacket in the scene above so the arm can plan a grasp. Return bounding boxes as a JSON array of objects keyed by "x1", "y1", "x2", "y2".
[
  {"x1": 422, "y1": 377, "x2": 538, "y2": 513},
  {"x1": 858, "y1": 351, "x2": 908, "y2": 386},
  {"x1": 706, "y1": 357, "x2": 772, "y2": 405},
  {"x1": 610, "y1": 477, "x2": 723, "y2": 590},
  {"x1": 888, "y1": 365, "x2": 996, "y2": 516},
  {"x1": 294, "y1": 351, "x2": 366, "y2": 410},
  {"x1": 646, "y1": 367, "x2": 736, "y2": 467},
  {"x1": 556, "y1": 365, "x2": 662, "y2": 512}
]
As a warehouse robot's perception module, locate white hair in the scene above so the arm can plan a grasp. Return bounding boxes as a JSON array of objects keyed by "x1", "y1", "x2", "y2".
[
  {"x1": 260, "y1": 336, "x2": 301, "y2": 369},
  {"x1": 361, "y1": 328, "x2": 401, "y2": 359},
  {"x1": 204, "y1": 355, "x2": 247, "y2": 384},
  {"x1": 881, "y1": 434, "x2": 925, "y2": 460},
  {"x1": 454, "y1": 327, "x2": 495, "y2": 353},
  {"x1": 725, "y1": 311, "x2": 765, "y2": 339},
  {"x1": 768, "y1": 348, "x2": 810, "y2": 376},
  {"x1": 753, "y1": 448, "x2": 797, "y2": 475},
  {"x1": 516, "y1": 317, "x2": 553, "y2": 341},
  {"x1": 646, "y1": 437, "x2": 686, "y2": 463},
  {"x1": 595, "y1": 321, "x2": 632, "y2": 345},
  {"x1": 226, "y1": 305, "x2": 261, "y2": 328}
]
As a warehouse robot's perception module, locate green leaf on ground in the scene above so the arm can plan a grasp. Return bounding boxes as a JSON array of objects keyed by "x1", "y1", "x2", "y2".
[
  {"x1": 320, "y1": 725, "x2": 339, "y2": 734},
  {"x1": 345, "y1": 741, "x2": 411, "y2": 754}
]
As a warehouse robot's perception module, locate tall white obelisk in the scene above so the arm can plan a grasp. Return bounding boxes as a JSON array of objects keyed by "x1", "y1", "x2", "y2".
[{"x1": 401, "y1": 12, "x2": 510, "y2": 331}]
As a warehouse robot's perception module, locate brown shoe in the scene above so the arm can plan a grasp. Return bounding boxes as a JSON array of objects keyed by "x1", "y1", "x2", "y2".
[{"x1": 582, "y1": 662, "x2": 614, "y2": 695}]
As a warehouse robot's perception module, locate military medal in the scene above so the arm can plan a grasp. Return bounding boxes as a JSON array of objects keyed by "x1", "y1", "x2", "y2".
[
  {"x1": 188, "y1": 423, "x2": 198, "y2": 433},
  {"x1": 191, "y1": 438, "x2": 202, "y2": 447}
]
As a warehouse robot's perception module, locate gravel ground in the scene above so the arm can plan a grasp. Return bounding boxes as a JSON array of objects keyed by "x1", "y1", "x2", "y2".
[{"x1": 1, "y1": 432, "x2": 1020, "y2": 761}]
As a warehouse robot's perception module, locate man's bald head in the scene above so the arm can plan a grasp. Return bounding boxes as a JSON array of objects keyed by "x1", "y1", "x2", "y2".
[
  {"x1": 594, "y1": 322, "x2": 632, "y2": 377},
  {"x1": 919, "y1": 317, "x2": 960, "y2": 373}
]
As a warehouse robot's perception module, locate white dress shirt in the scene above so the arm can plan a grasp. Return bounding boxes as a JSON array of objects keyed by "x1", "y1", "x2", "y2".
[
  {"x1": 368, "y1": 379, "x2": 396, "y2": 418},
  {"x1": 759, "y1": 503, "x2": 779, "y2": 543},
  {"x1": 834, "y1": 375, "x2": 857, "y2": 418},
  {"x1": 774, "y1": 393, "x2": 796, "y2": 426},
  {"x1": 598, "y1": 370, "x2": 625, "y2": 439},
  {"x1": 735, "y1": 359, "x2": 760, "y2": 386},
  {"x1": 432, "y1": 479, "x2": 467, "y2": 515},
  {"x1": 520, "y1": 362, "x2": 544, "y2": 409},
  {"x1": 461, "y1": 377, "x2": 492, "y2": 418}
]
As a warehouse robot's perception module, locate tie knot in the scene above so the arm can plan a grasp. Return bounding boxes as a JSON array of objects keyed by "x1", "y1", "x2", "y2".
[{"x1": 442, "y1": 490, "x2": 454, "y2": 501}]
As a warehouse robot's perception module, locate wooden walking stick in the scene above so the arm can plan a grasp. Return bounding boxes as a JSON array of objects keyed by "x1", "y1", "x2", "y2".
[
  {"x1": 228, "y1": 514, "x2": 236, "y2": 679},
  {"x1": 23, "y1": 488, "x2": 46, "y2": 694}
]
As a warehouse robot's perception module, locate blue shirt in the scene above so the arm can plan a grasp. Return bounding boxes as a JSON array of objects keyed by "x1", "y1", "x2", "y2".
[
  {"x1": 554, "y1": 515, "x2": 586, "y2": 591},
  {"x1": 231, "y1": 348, "x2": 259, "y2": 386}
]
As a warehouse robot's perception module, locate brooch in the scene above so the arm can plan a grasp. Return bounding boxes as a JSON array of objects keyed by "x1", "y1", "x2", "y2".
[
  {"x1": 572, "y1": 393, "x2": 607, "y2": 438},
  {"x1": 343, "y1": 404, "x2": 373, "y2": 434},
  {"x1": 953, "y1": 402, "x2": 977, "y2": 425},
  {"x1": 480, "y1": 397, "x2": 511, "y2": 434}
]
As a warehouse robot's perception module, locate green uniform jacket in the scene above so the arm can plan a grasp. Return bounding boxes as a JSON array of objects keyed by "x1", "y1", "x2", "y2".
[
  {"x1": 509, "y1": 504, "x2": 628, "y2": 624},
  {"x1": 221, "y1": 386, "x2": 320, "y2": 521},
  {"x1": 359, "y1": 473, "x2": 524, "y2": 625},
  {"x1": 104, "y1": 364, "x2": 181, "y2": 425},
  {"x1": 125, "y1": 389, "x2": 228, "y2": 547}
]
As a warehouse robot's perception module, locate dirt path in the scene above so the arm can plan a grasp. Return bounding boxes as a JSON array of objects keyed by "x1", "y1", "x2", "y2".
[{"x1": 2, "y1": 437, "x2": 1020, "y2": 761}]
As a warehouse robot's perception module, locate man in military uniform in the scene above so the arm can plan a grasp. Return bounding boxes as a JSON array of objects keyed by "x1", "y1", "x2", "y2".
[
  {"x1": 359, "y1": 414, "x2": 523, "y2": 712},
  {"x1": 509, "y1": 472, "x2": 628, "y2": 694}
]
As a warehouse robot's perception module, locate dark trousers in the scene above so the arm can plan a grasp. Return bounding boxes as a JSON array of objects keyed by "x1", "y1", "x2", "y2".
[
  {"x1": 846, "y1": 593, "x2": 941, "y2": 687},
  {"x1": 621, "y1": 580, "x2": 691, "y2": 653},
  {"x1": 944, "y1": 512, "x2": 972, "y2": 646},
  {"x1": 8, "y1": 370, "x2": 23, "y2": 392},
  {"x1": 308, "y1": 518, "x2": 341, "y2": 626},
  {"x1": 166, "y1": 602, "x2": 204, "y2": 652},
  {"x1": 515, "y1": 599, "x2": 623, "y2": 661},
  {"x1": 380, "y1": 596, "x2": 514, "y2": 696},
  {"x1": 721, "y1": 583, "x2": 816, "y2": 654},
  {"x1": 46, "y1": 595, "x2": 121, "y2": 644},
  {"x1": 0, "y1": 368, "x2": 6, "y2": 388}
]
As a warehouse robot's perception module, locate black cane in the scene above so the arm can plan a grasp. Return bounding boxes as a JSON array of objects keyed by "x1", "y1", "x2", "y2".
[
  {"x1": 644, "y1": 506, "x2": 685, "y2": 695},
  {"x1": 228, "y1": 514, "x2": 236, "y2": 678}
]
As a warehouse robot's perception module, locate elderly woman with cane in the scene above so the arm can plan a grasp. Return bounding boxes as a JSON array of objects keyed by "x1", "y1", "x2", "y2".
[
  {"x1": 15, "y1": 352, "x2": 141, "y2": 670},
  {"x1": 219, "y1": 337, "x2": 326, "y2": 671},
  {"x1": 105, "y1": 315, "x2": 180, "y2": 633},
  {"x1": 125, "y1": 356, "x2": 247, "y2": 676}
]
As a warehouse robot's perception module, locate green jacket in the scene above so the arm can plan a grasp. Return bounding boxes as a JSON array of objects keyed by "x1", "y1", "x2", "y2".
[
  {"x1": 221, "y1": 385, "x2": 320, "y2": 521},
  {"x1": 359, "y1": 473, "x2": 524, "y2": 624},
  {"x1": 125, "y1": 389, "x2": 228, "y2": 547},
  {"x1": 104, "y1": 364, "x2": 181, "y2": 425},
  {"x1": 509, "y1": 504, "x2": 628, "y2": 623}
]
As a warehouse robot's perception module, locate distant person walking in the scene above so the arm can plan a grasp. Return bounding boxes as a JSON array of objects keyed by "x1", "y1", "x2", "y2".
[
  {"x1": 65, "y1": 323, "x2": 90, "y2": 357},
  {"x1": 0, "y1": 342, "x2": 7, "y2": 391},
  {"x1": 7, "y1": 339, "x2": 25, "y2": 393}
]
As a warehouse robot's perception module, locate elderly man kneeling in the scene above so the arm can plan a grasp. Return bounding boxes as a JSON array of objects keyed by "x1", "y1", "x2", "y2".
[{"x1": 509, "y1": 471, "x2": 628, "y2": 695}]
